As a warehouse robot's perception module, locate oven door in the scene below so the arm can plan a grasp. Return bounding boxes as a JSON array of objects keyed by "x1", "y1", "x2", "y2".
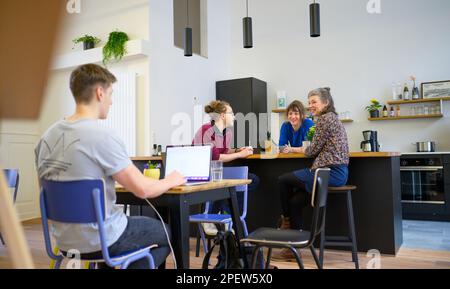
[{"x1": 401, "y1": 166, "x2": 445, "y2": 204}]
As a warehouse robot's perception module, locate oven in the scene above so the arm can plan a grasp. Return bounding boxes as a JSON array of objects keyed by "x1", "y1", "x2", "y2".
[{"x1": 401, "y1": 154, "x2": 450, "y2": 221}]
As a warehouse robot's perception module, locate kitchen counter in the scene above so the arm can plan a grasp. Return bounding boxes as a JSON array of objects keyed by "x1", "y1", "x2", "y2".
[
  {"x1": 401, "y1": 152, "x2": 450, "y2": 155},
  {"x1": 247, "y1": 152, "x2": 401, "y2": 159},
  {"x1": 231, "y1": 152, "x2": 403, "y2": 255}
]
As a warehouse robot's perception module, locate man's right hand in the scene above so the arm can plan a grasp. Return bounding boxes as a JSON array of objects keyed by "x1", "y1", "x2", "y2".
[{"x1": 165, "y1": 170, "x2": 187, "y2": 187}]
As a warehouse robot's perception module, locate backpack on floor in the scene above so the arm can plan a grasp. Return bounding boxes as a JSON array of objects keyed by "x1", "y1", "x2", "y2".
[{"x1": 202, "y1": 230, "x2": 264, "y2": 269}]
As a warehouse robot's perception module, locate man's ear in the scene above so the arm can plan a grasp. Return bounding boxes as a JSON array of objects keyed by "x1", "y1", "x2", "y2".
[{"x1": 94, "y1": 85, "x2": 104, "y2": 102}]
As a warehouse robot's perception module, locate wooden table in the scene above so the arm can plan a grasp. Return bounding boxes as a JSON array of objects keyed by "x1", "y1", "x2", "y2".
[{"x1": 116, "y1": 179, "x2": 252, "y2": 269}]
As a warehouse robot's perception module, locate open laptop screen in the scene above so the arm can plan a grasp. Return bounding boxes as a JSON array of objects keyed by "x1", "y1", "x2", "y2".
[{"x1": 165, "y1": 145, "x2": 212, "y2": 181}]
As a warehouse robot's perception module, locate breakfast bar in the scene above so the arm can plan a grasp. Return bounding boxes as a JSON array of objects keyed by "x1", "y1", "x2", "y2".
[{"x1": 231, "y1": 152, "x2": 403, "y2": 255}]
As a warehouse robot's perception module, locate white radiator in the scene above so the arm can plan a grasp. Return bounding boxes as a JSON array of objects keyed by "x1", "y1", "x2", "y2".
[{"x1": 99, "y1": 72, "x2": 137, "y2": 156}]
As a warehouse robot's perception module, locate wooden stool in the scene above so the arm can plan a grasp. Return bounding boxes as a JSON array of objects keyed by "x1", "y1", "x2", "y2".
[{"x1": 319, "y1": 185, "x2": 359, "y2": 269}]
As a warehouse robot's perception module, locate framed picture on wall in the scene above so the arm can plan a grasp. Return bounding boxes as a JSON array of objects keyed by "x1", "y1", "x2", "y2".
[{"x1": 421, "y1": 80, "x2": 450, "y2": 99}]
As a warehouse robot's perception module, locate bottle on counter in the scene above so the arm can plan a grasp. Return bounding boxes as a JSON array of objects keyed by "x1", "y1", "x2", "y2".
[
  {"x1": 153, "y1": 144, "x2": 158, "y2": 156},
  {"x1": 389, "y1": 106, "x2": 395, "y2": 117},
  {"x1": 396, "y1": 105, "x2": 401, "y2": 117},
  {"x1": 412, "y1": 86, "x2": 420, "y2": 100},
  {"x1": 403, "y1": 83, "x2": 410, "y2": 100},
  {"x1": 157, "y1": 145, "x2": 162, "y2": 156},
  {"x1": 382, "y1": 105, "x2": 388, "y2": 117},
  {"x1": 264, "y1": 131, "x2": 272, "y2": 153}
]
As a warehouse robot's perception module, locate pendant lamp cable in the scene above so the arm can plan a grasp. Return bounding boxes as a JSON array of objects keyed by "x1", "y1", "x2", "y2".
[
  {"x1": 187, "y1": 0, "x2": 189, "y2": 27},
  {"x1": 246, "y1": 0, "x2": 249, "y2": 17}
]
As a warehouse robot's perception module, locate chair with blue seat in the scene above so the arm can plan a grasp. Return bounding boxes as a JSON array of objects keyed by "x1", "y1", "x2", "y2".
[
  {"x1": 40, "y1": 179, "x2": 157, "y2": 269},
  {"x1": 190, "y1": 166, "x2": 249, "y2": 256},
  {"x1": 0, "y1": 169, "x2": 19, "y2": 245}
]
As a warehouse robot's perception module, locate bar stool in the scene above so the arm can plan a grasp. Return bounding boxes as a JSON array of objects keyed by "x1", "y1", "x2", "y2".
[{"x1": 319, "y1": 185, "x2": 359, "y2": 269}]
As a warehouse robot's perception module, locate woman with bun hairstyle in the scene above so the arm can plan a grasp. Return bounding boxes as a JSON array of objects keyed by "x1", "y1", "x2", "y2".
[
  {"x1": 192, "y1": 100, "x2": 259, "y2": 235},
  {"x1": 273, "y1": 87, "x2": 349, "y2": 261},
  {"x1": 193, "y1": 100, "x2": 253, "y2": 162}
]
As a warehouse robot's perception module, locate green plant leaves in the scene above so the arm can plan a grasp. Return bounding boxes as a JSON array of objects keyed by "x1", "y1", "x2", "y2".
[
  {"x1": 72, "y1": 34, "x2": 100, "y2": 45},
  {"x1": 102, "y1": 30, "x2": 129, "y2": 65}
]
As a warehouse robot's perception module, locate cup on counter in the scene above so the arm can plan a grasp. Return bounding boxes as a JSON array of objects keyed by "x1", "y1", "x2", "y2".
[
  {"x1": 211, "y1": 161, "x2": 223, "y2": 182},
  {"x1": 302, "y1": 141, "x2": 311, "y2": 149}
]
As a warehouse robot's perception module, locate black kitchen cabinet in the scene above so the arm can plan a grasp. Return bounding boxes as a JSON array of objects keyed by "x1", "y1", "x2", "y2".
[{"x1": 216, "y1": 77, "x2": 267, "y2": 149}]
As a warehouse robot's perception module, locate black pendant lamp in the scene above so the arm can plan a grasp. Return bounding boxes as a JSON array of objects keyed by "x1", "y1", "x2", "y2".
[
  {"x1": 310, "y1": 0, "x2": 320, "y2": 37},
  {"x1": 243, "y1": 0, "x2": 253, "y2": 48},
  {"x1": 184, "y1": 0, "x2": 193, "y2": 57}
]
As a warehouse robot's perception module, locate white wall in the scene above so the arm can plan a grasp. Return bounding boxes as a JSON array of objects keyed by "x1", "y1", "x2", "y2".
[
  {"x1": 148, "y1": 0, "x2": 232, "y2": 147},
  {"x1": 0, "y1": 120, "x2": 40, "y2": 220},
  {"x1": 41, "y1": 0, "x2": 151, "y2": 155},
  {"x1": 229, "y1": 0, "x2": 450, "y2": 152},
  {"x1": 0, "y1": 0, "x2": 151, "y2": 221}
]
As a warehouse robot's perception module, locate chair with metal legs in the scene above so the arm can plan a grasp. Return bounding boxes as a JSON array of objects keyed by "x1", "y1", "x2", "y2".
[
  {"x1": 40, "y1": 179, "x2": 157, "y2": 269},
  {"x1": 190, "y1": 166, "x2": 249, "y2": 256},
  {"x1": 240, "y1": 168, "x2": 331, "y2": 269}
]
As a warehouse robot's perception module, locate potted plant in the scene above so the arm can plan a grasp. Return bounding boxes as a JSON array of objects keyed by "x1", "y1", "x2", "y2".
[
  {"x1": 102, "y1": 30, "x2": 129, "y2": 65},
  {"x1": 72, "y1": 34, "x2": 101, "y2": 50},
  {"x1": 303, "y1": 125, "x2": 316, "y2": 148},
  {"x1": 365, "y1": 99, "x2": 383, "y2": 118},
  {"x1": 143, "y1": 161, "x2": 161, "y2": 180}
]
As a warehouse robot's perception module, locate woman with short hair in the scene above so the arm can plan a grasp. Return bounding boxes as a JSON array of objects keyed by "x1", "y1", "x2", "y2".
[{"x1": 279, "y1": 100, "x2": 315, "y2": 153}]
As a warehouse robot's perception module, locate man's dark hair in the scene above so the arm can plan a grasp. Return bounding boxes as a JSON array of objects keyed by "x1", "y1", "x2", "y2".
[{"x1": 70, "y1": 64, "x2": 117, "y2": 104}]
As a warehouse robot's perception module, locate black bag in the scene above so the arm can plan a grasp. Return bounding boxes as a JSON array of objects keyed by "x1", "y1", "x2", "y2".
[{"x1": 202, "y1": 230, "x2": 264, "y2": 269}]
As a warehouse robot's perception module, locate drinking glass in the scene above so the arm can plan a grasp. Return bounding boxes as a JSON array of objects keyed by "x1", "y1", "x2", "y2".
[{"x1": 211, "y1": 161, "x2": 223, "y2": 182}]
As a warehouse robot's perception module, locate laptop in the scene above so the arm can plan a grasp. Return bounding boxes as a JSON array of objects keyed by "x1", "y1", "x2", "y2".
[{"x1": 164, "y1": 145, "x2": 212, "y2": 186}]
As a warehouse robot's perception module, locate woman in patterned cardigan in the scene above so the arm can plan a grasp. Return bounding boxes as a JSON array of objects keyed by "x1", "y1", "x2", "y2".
[{"x1": 272, "y1": 87, "x2": 349, "y2": 261}]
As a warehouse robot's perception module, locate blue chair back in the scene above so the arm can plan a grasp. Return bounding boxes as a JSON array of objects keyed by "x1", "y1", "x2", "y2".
[
  {"x1": 3, "y1": 169, "x2": 19, "y2": 202},
  {"x1": 40, "y1": 179, "x2": 110, "y2": 265},
  {"x1": 40, "y1": 179, "x2": 106, "y2": 223},
  {"x1": 204, "y1": 166, "x2": 249, "y2": 217},
  {"x1": 223, "y1": 166, "x2": 248, "y2": 218}
]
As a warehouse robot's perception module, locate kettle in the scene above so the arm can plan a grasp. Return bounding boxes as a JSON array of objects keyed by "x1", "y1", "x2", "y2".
[{"x1": 361, "y1": 140, "x2": 372, "y2": 152}]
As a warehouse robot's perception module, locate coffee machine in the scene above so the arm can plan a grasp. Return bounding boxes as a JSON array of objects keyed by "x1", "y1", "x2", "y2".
[{"x1": 361, "y1": 130, "x2": 379, "y2": 152}]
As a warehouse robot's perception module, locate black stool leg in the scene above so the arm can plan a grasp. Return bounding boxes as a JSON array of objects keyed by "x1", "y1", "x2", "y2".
[
  {"x1": 195, "y1": 229, "x2": 201, "y2": 257},
  {"x1": 319, "y1": 210, "x2": 326, "y2": 267},
  {"x1": 310, "y1": 246, "x2": 322, "y2": 269},
  {"x1": 346, "y1": 190, "x2": 359, "y2": 269}
]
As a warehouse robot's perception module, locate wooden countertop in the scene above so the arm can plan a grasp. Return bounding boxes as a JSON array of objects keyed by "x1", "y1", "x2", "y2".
[
  {"x1": 131, "y1": 156, "x2": 162, "y2": 161},
  {"x1": 130, "y1": 152, "x2": 401, "y2": 162},
  {"x1": 246, "y1": 152, "x2": 401, "y2": 159},
  {"x1": 116, "y1": 179, "x2": 252, "y2": 195}
]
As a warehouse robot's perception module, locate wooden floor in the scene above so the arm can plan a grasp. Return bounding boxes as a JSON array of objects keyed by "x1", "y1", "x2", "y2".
[{"x1": 1, "y1": 219, "x2": 450, "y2": 269}]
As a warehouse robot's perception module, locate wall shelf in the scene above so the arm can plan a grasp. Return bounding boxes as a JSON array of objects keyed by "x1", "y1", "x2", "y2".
[
  {"x1": 368, "y1": 114, "x2": 443, "y2": 121},
  {"x1": 387, "y1": 97, "x2": 450, "y2": 105},
  {"x1": 51, "y1": 39, "x2": 150, "y2": 71},
  {"x1": 272, "y1": 109, "x2": 287, "y2": 113},
  {"x1": 271, "y1": 109, "x2": 353, "y2": 123}
]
